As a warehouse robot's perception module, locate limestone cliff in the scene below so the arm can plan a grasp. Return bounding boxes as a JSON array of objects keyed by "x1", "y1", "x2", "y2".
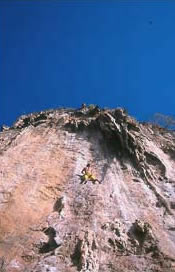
[{"x1": 0, "y1": 105, "x2": 175, "y2": 272}]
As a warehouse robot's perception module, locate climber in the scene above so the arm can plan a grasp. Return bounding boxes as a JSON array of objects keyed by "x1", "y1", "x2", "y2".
[{"x1": 81, "y1": 163, "x2": 101, "y2": 184}]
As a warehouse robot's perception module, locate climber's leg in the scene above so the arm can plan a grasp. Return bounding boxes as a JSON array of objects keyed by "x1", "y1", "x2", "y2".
[
  {"x1": 89, "y1": 175, "x2": 98, "y2": 184},
  {"x1": 81, "y1": 174, "x2": 89, "y2": 184},
  {"x1": 95, "y1": 179, "x2": 102, "y2": 184},
  {"x1": 93, "y1": 179, "x2": 101, "y2": 184}
]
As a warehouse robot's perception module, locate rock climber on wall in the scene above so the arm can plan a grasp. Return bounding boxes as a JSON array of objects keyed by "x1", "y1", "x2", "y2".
[{"x1": 81, "y1": 163, "x2": 101, "y2": 184}]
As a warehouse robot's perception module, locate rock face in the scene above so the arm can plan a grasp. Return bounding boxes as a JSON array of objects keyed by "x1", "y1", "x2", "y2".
[{"x1": 0, "y1": 105, "x2": 175, "y2": 272}]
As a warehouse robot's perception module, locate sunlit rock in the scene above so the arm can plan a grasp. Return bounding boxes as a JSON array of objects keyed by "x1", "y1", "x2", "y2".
[{"x1": 0, "y1": 106, "x2": 175, "y2": 271}]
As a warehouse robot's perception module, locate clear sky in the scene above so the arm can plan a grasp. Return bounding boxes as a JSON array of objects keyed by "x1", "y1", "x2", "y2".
[{"x1": 1, "y1": 1, "x2": 175, "y2": 126}]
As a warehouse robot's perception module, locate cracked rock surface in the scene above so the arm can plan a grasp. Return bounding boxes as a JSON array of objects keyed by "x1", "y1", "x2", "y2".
[{"x1": 0, "y1": 106, "x2": 175, "y2": 271}]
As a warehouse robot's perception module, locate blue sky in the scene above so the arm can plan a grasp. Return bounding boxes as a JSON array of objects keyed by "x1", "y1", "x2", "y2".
[{"x1": 1, "y1": 1, "x2": 175, "y2": 126}]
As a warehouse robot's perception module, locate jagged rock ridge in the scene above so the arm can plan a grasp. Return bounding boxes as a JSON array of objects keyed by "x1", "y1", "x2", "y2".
[{"x1": 0, "y1": 105, "x2": 175, "y2": 272}]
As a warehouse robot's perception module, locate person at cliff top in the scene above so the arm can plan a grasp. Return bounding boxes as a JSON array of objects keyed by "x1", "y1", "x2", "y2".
[{"x1": 81, "y1": 163, "x2": 101, "y2": 184}]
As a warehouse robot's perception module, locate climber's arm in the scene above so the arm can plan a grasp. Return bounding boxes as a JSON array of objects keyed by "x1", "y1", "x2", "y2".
[{"x1": 81, "y1": 167, "x2": 86, "y2": 174}]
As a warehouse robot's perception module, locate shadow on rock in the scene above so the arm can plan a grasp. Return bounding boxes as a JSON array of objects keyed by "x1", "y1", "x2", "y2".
[{"x1": 39, "y1": 227, "x2": 60, "y2": 254}]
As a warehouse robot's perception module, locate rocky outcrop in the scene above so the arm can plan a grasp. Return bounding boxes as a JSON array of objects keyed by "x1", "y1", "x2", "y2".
[{"x1": 0, "y1": 105, "x2": 175, "y2": 271}]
